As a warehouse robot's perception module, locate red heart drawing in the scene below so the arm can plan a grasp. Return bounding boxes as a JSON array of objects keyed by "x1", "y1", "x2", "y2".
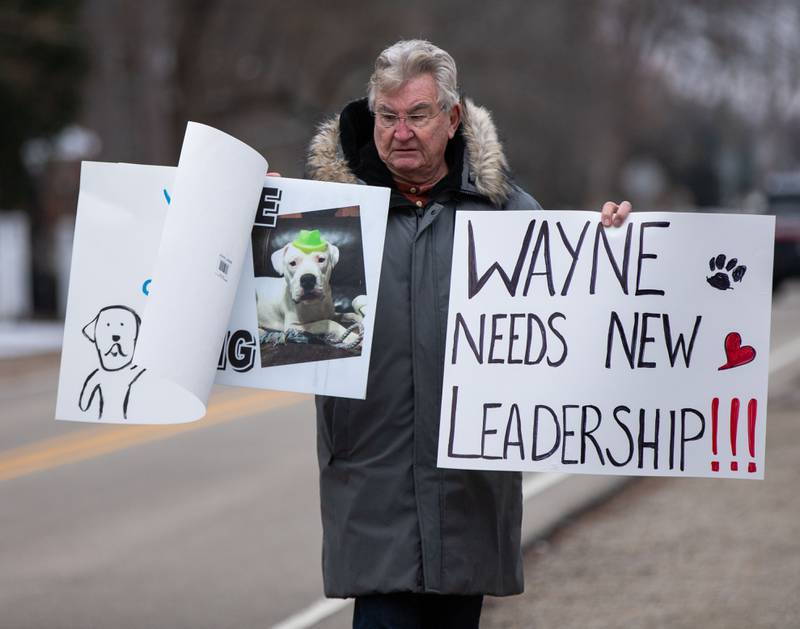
[{"x1": 718, "y1": 332, "x2": 757, "y2": 370}]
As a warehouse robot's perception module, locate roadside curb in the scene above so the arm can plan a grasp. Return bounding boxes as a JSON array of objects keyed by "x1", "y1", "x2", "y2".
[{"x1": 520, "y1": 473, "x2": 630, "y2": 548}]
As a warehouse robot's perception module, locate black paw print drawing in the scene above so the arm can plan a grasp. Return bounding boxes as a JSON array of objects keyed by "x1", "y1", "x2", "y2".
[{"x1": 707, "y1": 253, "x2": 746, "y2": 290}]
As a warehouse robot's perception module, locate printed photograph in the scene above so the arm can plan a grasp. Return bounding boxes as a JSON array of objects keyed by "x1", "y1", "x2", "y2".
[{"x1": 251, "y1": 206, "x2": 367, "y2": 367}]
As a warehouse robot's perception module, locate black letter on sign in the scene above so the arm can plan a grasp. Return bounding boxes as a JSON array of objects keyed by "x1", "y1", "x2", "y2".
[
  {"x1": 606, "y1": 311, "x2": 638, "y2": 369},
  {"x1": 581, "y1": 405, "x2": 605, "y2": 465},
  {"x1": 591, "y1": 222, "x2": 633, "y2": 295},
  {"x1": 229, "y1": 330, "x2": 256, "y2": 372},
  {"x1": 557, "y1": 221, "x2": 590, "y2": 296},
  {"x1": 532, "y1": 405, "x2": 560, "y2": 461},
  {"x1": 481, "y1": 403, "x2": 503, "y2": 459},
  {"x1": 504, "y1": 404, "x2": 525, "y2": 460},
  {"x1": 637, "y1": 408, "x2": 660, "y2": 469},
  {"x1": 547, "y1": 312, "x2": 568, "y2": 367},
  {"x1": 217, "y1": 331, "x2": 231, "y2": 370},
  {"x1": 637, "y1": 312, "x2": 660, "y2": 369},
  {"x1": 523, "y1": 221, "x2": 555, "y2": 296},
  {"x1": 525, "y1": 314, "x2": 547, "y2": 365},
  {"x1": 254, "y1": 187, "x2": 282, "y2": 228},
  {"x1": 468, "y1": 219, "x2": 536, "y2": 298},
  {"x1": 606, "y1": 405, "x2": 634, "y2": 467},
  {"x1": 635, "y1": 221, "x2": 669, "y2": 296},
  {"x1": 488, "y1": 314, "x2": 507, "y2": 364},
  {"x1": 452, "y1": 312, "x2": 485, "y2": 364},
  {"x1": 680, "y1": 408, "x2": 705, "y2": 471},
  {"x1": 561, "y1": 404, "x2": 579, "y2": 465},
  {"x1": 507, "y1": 313, "x2": 526, "y2": 365},
  {"x1": 663, "y1": 314, "x2": 702, "y2": 368},
  {"x1": 447, "y1": 386, "x2": 481, "y2": 459}
]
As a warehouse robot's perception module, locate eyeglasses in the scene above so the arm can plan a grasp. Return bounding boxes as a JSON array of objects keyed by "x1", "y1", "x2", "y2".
[{"x1": 375, "y1": 108, "x2": 443, "y2": 129}]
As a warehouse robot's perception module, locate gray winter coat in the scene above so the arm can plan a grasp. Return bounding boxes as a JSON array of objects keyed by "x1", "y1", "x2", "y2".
[{"x1": 307, "y1": 98, "x2": 542, "y2": 598}]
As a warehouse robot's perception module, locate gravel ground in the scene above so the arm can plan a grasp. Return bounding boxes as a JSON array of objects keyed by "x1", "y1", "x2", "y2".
[{"x1": 482, "y1": 382, "x2": 800, "y2": 629}]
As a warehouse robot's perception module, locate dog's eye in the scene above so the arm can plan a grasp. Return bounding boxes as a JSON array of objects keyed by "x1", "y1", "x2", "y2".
[
  {"x1": 317, "y1": 256, "x2": 326, "y2": 263},
  {"x1": 288, "y1": 260, "x2": 297, "y2": 267}
]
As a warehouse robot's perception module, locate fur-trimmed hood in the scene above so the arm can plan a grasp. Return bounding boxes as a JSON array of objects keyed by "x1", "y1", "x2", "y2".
[{"x1": 306, "y1": 98, "x2": 513, "y2": 206}]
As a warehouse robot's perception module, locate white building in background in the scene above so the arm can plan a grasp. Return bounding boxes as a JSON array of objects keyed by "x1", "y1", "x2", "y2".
[
  {"x1": 0, "y1": 211, "x2": 32, "y2": 320},
  {"x1": 55, "y1": 216, "x2": 75, "y2": 318}
]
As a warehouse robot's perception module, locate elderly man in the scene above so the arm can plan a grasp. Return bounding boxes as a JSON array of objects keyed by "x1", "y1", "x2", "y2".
[{"x1": 304, "y1": 40, "x2": 630, "y2": 628}]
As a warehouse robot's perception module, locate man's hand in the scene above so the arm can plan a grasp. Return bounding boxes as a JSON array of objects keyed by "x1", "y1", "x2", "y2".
[{"x1": 600, "y1": 200, "x2": 632, "y2": 227}]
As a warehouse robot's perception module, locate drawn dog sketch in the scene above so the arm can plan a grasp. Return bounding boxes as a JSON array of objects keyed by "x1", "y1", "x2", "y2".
[
  {"x1": 79, "y1": 305, "x2": 146, "y2": 419},
  {"x1": 256, "y1": 229, "x2": 364, "y2": 350}
]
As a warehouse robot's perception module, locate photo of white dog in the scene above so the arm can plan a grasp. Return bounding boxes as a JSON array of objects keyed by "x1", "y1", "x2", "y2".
[
  {"x1": 256, "y1": 228, "x2": 364, "y2": 348},
  {"x1": 79, "y1": 305, "x2": 146, "y2": 419}
]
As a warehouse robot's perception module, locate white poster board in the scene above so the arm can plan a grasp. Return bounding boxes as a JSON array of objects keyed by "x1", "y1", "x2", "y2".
[
  {"x1": 216, "y1": 178, "x2": 388, "y2": 398},
  {"x1": 55, "y1": 123, "x2": 389, "y2": 425},
  {"x1": 438, "y1": 211, "x2": 774, "y2": 479}
]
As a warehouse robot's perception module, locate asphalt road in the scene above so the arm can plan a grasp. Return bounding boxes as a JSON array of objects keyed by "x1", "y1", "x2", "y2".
[
  {"x1": 1, "y1": 367, "x2": 324, "y2": 628},
  {"x1": 1, "y1": 282, "x2": 799, "y2": 629}
]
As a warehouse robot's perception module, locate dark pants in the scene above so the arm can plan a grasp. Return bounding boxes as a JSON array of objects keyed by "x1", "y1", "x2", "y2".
[{"x1": 352, "y1": 593, "x2": 484, "y2": 629}]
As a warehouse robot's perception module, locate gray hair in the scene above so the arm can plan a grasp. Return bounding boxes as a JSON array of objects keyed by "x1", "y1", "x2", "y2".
[{"x1": 367, "y1": 40, "x2": 460, "y2": 112}]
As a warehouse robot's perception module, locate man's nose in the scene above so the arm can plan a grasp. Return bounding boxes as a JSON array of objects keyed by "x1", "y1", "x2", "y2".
[
  {"x1": 112, "y1": 334, "x2": 120, "y2": 342},
  {"x1": 300, "y1": 274, "x2": 317, "y2": 291},
  {"x1": 393, "y1": 120, "x2": 414, "y2": 141}
]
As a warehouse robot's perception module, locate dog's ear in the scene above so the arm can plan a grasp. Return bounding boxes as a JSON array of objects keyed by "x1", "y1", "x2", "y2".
[
  {"x1": 271, "y1": 245, "x2": 287, "y2": 274},
  {"x1": 82, "y1": 313, "x2": 99, "y2": 343},
  {"x1": 130, "y1": 308, "x2": 142, "y2": 338},
  {"x1": 327, "y1": 244, "x2": 339, "y2": 268}
]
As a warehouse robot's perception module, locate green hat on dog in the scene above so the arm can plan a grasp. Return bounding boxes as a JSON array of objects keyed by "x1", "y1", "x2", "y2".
[{"x1": 292, "y1": 229, "x2": 328, "y2": 253}]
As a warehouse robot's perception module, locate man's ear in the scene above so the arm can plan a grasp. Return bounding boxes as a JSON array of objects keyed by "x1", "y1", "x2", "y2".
[
  {"x1": 327, "y1": 244, "x2": 340, "y2": 268},
  {"x1": 82, "y1": 314, "x2": 99, "y2": 343},
  {"x1": 271, "y1": 245, "x2": 288, "y2": 274},
  {"x1": 447, "y1": 102, "x2": 461, "y2": 139}
]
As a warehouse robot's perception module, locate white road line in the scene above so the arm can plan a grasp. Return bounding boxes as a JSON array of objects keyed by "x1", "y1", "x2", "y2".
[
  {"x1": 270, "y1": 597, "x2": 352, "y2": 629},
  {"x1": 769, "y1": 334, "x2": 800, "y2": 374},
  {"x1": 522, "y1": 471, "x2": 566, "y2": 501},
  {"x1": 270, "y1": 332, "x2": 800, "y2": 629}
]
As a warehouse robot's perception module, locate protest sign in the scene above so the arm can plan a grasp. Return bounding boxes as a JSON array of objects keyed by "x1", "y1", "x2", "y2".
[
  {"x1": 55, "y1": 123, "x2": 389, "y2": 424},
  {"x1": 437, "y1": 211, "x2": 774, "y2": 479},
  {"x1": 215, "y1": 180, "x2": 388, "y2": 398}
]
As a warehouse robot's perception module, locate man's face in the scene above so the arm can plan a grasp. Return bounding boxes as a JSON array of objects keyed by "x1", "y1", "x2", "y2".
[{"x1": 373, "y1": 73, "x2": 460, "y2": 186}]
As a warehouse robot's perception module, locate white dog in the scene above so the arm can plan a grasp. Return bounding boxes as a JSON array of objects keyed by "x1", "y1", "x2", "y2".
[
  {"x1": 79, "y1": 305, "x2": 146, "y2": 419},
  {"x1": 256, "y1": 229, "x2": 363, "y2": 349}
]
